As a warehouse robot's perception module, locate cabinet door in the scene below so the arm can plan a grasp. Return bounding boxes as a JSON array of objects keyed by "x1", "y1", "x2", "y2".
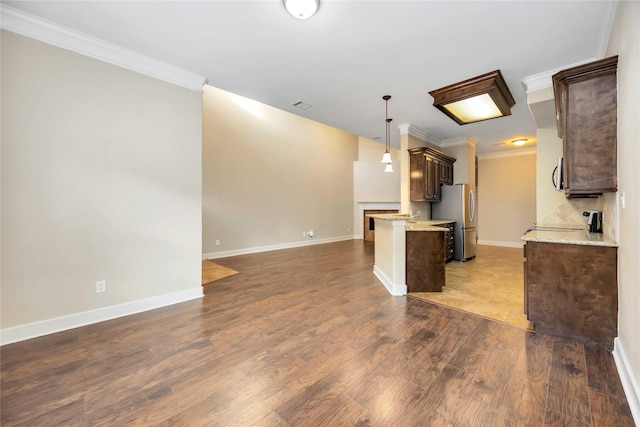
[
  {"x1": 432, "y1": 158, "x2": 441, "y2": 201},
  {"x1": 526, "y1": 241, "x2": 617, "y2": 348},
  {"x1": 553, "y1": 56, "x2": 618, "y2": 196},
  {"x1": 425, "y1": 156, "x2": 441, "y2": 202},
  {"x1": 409, "y1": 152, "x2": 426, "y2": 201},
  {"x1": 440, "y1": 161, "x2": 454, "y2": 185},
  {"x1": 564, "y1": 72, "x2": 617, "y2": 195}
]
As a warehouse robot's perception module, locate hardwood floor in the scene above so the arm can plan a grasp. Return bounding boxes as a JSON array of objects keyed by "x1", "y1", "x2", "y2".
[{"x1": 1, "y1": 240, "x2": 633, "y2": 426}]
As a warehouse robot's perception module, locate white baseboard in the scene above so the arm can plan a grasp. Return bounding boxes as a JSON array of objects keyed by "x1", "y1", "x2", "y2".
[
  {"x1": 478, "y1": 240, "x2": 524, "y2": 249},
  {"x1": 203, "y1": 235, "x2": 354, "y2": 260},
  {"x1": 613, "y1": 337, "x2": 640, "y2": 425},
  {"x1": 373, "y1": 265, "x2": 407, "y2": 296},
  {"x1": 0, "y1": 287, "x2": 203, "y2": 346}
]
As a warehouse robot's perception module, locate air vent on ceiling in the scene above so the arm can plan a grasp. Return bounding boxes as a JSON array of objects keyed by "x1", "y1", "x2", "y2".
[{"x1": 293, "y1": 101, "x2": 312, "y2": 110}]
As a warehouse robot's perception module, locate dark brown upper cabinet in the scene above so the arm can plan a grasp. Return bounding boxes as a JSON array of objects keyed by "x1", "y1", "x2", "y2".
[
  {"x1": 553, "y1": 56, "x2": 618, "y2": 197},
  {"x1": 409, "y1": 147, "x2": 456, "y2": 202}
]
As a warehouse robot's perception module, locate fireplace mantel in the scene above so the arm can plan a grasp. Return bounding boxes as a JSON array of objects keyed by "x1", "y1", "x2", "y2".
[{"x1": 355, "y1": 201, "x2": 401, "y2": 239}]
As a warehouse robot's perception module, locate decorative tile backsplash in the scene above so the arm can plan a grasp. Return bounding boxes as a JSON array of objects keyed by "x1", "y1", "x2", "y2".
[
  {"x1": 538, "y1": 198, "x2": 599, "y2": 229},
  {"x1": 538, "y1": 194, "x2": 618, "y2": 243}
]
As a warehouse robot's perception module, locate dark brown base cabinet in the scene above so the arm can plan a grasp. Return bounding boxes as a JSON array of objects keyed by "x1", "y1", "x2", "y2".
[
  {"x1": 524, "y1": 241, "x2": 617, "y2": 349},
  {"x1": 406, "y1": 231, "x2": 445, "y2": 292}
]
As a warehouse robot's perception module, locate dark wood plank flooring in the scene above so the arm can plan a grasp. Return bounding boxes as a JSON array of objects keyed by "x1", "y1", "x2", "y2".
[{"x1": 1, "y1": 240, "x2": 634, "y2": 426}]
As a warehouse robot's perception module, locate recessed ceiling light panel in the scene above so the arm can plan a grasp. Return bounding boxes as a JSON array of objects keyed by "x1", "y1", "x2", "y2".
[{"x1": 429, "y1": 70, "x2": 515, "y2": 125}]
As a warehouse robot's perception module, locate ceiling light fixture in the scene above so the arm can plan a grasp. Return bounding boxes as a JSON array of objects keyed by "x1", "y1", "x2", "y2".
[
  {"x1": 381, "y1": 95, "x2": 393, "y2": 172},
  {"x1": 428, "y1": 70, "x2": 515, "y2": 125},
  {"x1": 283, "y1": 0, "x2": 319, "y2": 20},
  {"x1": 511, "y1": 138, "x2": 527, "y2": 146}
]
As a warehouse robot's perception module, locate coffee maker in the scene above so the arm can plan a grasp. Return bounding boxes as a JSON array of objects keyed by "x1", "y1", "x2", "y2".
[{"x1": 583, "y1": 210, "x2": 602, "y2": 233}]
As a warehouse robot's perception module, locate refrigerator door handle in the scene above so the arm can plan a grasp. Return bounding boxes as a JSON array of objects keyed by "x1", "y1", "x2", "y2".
[{"x1": 469, "y1": 190, "x2": 475, "y2": 223}]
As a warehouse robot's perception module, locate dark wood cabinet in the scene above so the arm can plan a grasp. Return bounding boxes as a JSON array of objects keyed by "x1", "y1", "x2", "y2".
[
  {"x1": 523, "y1": 241, "x2": 617, "y2": 349},
  {"x1": 425, "y1": 156, "x2": 441, "y2": 202},
  {"x1": 406, "y1": 230, "x2": 445, "y2": 292},
  {"x1": 409, "y1": 147, "x2": 456, "y2": 202},
  {"x1": 553, "y1": 56, "x2": 618, "y2": 197},
  {"x1": 440, "y1": 161, "x2": 454, "y2": 186}
]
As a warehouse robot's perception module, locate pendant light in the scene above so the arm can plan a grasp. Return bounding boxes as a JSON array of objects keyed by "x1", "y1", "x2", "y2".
[{"x1": 381, "y1": 95, "x2": 393, "y2": 172}]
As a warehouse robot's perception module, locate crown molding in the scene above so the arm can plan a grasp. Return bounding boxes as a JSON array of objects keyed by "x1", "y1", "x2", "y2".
[
  {"x1": 0, "y1": 5, "x2": 207, "y2": 91},
  {"x1": 397, "y1": 123, "x2": 441, "y2": 145},
  {"x1": 596, "y1": 0, "x2": 619, "y2": 59},
  {"x1": 521, "y1": 57, "x2": 597, "y2": 93},
  {"x1": 440, "y1": 136, "x2": 477, "y2": 148},
  {"x1": 477, "y1": 148, "x2": 536, "y2": 160}
]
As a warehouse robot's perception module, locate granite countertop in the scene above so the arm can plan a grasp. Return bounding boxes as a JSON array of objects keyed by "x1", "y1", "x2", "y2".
[
  {"x1": 522, "y1": 228, "x2": 618, "y2": 247},
  {"x1": 367, "y1": 215, "x2": 455, "y2": 232},
  {"x1": 420, "y1": 220, "x2": 455, "y2": 226},
  {"x1": 366, "y1": 213, "x2": 409, "y2": 221}
]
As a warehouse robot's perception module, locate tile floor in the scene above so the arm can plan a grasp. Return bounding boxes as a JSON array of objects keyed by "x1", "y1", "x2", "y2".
[{"x1": 409, "y1": 244, "x2": 531, "y2": 329}]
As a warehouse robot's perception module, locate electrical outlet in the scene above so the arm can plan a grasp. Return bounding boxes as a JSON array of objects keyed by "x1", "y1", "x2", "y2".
[
  {"x1": 303, "y1": 231, "x2": 307, "y2": 237},
  {"x1": 215, "y1": 239, "x2": 221, "y2": 246},
  {"x1": 620, "y1": 192, "x2": 626, "y2": 209},
  {"x1": 96, "y1": 280, "x2": 106, "y2": 293}
]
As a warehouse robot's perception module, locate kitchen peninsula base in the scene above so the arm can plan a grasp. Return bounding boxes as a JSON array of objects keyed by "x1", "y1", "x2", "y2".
[
  {"x1": 406, "y1": 229, "x2": 445, "y2": 292},
  {"x1": 371, "y1": 214, "x2": 451, "y2": 296}
]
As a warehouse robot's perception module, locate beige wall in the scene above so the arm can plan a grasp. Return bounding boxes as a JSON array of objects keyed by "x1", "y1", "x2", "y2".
[
  {"x1": 1, "y1": 32, "x2": 203, "y2": 329},
  {"x1": 354, "y1": 137, "x2": 401, "y2": 203},
  {"x1": 608, "y1": 0, "x2": 640, "y2": 410},
  {"x1": 441, "y1": 137, "x2": 477, "y2": 185},
  {"x1": 202, "y1": 85, "x2": 358, "y2": 255},
  {"x1": 477, "y1": 152, "x2": 536, "y2": 247}
]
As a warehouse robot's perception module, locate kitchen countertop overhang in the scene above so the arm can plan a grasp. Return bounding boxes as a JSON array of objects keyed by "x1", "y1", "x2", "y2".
[{"x1": 368, "y1": 214, "x2": 454, "y2": 232}]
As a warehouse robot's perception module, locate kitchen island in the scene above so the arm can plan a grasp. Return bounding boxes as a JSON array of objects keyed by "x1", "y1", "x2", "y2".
[
  {"x1": 369, "y1": 214, "x2": 454, "y2": 296},
  {"x1": 522, "y1": 228, "x2": 618, "y2": 348}
]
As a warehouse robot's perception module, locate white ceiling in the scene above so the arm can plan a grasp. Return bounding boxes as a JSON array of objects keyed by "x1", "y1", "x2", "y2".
[{"x1": 2, "y1": 1, "x2": 616, "y2": 153}]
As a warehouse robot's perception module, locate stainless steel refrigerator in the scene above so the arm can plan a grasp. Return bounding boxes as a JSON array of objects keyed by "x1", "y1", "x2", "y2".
[{"x1": 431, "y1": 183, "x2": 477, "y2": 261}]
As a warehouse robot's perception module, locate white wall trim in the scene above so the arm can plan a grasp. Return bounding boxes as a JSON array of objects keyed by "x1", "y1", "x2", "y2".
[
  {"x1": 203, "y1": 235, "x2": 354, "y2": 260},
  {"x1": 478, "y1": 240, "x2": 524, "y2": 249},
  {"x1": 0, "y1": 5, "x2": 207, "y2": 91},
  {"x1": 596, "y1": 0, "x2": 619, "y2": 59},
  {"x1": 373, "y1": 265, "x2": 407, "y2": 296},
  {"x1": 0, "y1": 287, "x2": 203, "y2": 346},
  {"x1": 477, "y1": 148, "x2": 537, "y2": 160},
  {"x1": 397, "y1": 123, "x2": 441, "y2": 146},
  {"x1": 613, "y1": 337, "x2": 640, "y2": 425},
  {"x1": 521, "y1": 57, "x2": 597, "y2": 93},
  {"x1": 440, "y1": 136, "x2": 478, "y2": 149}
]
